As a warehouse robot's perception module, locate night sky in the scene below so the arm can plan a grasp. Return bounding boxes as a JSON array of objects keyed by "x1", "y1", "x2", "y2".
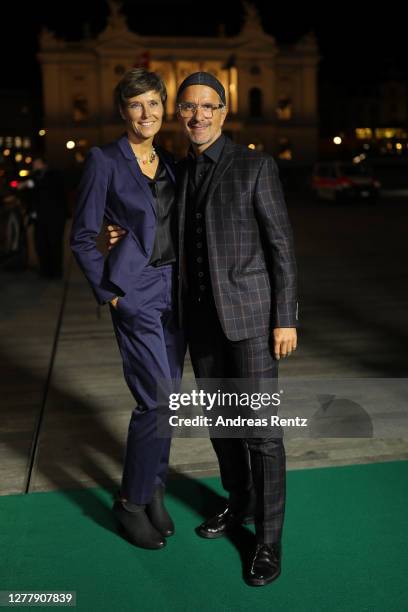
[{"x1": 2, "y1": 0, "x2": 407, "y2": 94}]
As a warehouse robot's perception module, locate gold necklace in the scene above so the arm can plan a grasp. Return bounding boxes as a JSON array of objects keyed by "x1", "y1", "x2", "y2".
[{"x1": 134, "y1": 147, "x2": 157, "y2": 166}]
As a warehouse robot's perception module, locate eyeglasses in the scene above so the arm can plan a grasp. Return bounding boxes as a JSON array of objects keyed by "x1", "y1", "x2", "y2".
[{"x1": 177, "y1": 102, "x2": 225, "y2": 118}]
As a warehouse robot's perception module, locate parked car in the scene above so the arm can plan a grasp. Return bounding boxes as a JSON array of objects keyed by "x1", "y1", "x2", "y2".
[{"x1": 312, "y1": 161, "x2": 381, "y2": 203}]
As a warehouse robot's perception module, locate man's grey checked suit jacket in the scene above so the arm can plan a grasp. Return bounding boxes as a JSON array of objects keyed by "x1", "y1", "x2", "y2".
[{"x1": 177, "y1": 136, "x2": 298, "y2": 341}]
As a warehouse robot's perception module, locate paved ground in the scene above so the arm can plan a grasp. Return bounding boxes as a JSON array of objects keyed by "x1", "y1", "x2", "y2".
[{"x1": 1, "y1": 194, "x2": 407, "y2": 496}]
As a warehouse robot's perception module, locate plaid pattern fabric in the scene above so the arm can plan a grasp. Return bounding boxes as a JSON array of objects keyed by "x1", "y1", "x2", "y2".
[
  {"x1": 177, "y1": 137, "x2": 298, "y2": 340},
  {"x1": 188, "y1": 303, "x2": 286, "y2": 544},
  {"x1": 247, "y1": 435, "x2": 286, "y2": 545}
]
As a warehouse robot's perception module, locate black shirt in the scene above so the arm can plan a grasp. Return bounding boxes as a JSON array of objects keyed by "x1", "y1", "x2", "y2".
[
  {"x1": 185, "y1": 134, "x2": 225, "y2": 300},
  {"x1": 187, "y1": 133, "x2": 225, "y2": 194},
  {"x1": 145, "y1": 160, "x2": 176, "y2": 267}
]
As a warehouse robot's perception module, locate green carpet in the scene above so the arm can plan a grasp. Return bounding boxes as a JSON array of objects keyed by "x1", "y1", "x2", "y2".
[{"x1": 1, "y1": 462, "x2": 407, "y2": 612}]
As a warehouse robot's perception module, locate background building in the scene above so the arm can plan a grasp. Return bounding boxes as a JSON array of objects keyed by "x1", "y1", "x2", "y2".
[
  {"x1": 0, "y1": 90, "x2": 38, "y2": 188},
  {"x1": 320, "y1": 62, "x2": 408, "y2": 160},
  {"x1": 38, "y1": 1, "x2": 319, "y2": 169}
]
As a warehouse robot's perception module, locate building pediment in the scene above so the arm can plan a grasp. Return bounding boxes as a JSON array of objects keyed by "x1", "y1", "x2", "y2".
[
  {"x1": 234, "y1": 1, "x2": 277, "y2": 54},
  {"x1": 95, "y1": 0, "x2": 141, "y2": 49},
  {"x1": 234, "y1": 34, "x2": 277, "y2": 54},
  {"x1": 94, "y1": 32, "x2": 142, "y2": 51}
]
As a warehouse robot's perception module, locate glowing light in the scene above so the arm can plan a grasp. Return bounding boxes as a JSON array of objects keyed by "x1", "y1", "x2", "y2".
[
  {"x1": 39, "y1": 129, "x2": 46, "y2": 136},
  {"x1": 396, "y1": 143, "x2": 403, "y2": 150},
  {"x1": 66, "y1": 140, "x2": 76, "y2": 150},
  {"x1": 355, "y1": 128, "x2": 373, "y2": 140},
  {"x1": 248, "y1": 144, "x2": 256, "y2": 150},
  {"x1": 10, "y1": 180, "x2": 18, "y2": 188},
  {"x1": 333, "y1": 136, "x2": 342, "y2": 145},
  {"x1": 75, "y1": 151, "x2": 85, "y2": 163},
  {"x1": 25, "y1": 156, "x2": 32, "y2": 164},
  {"x1": 353, "y1": 153, "x2": 367, "y2": 164},
  {"x1": 19, "y1": 169, "x2": 29, "y2": 177},
  {"x1": 15, "y1": 153, "x2": 23, "y2": 162},
  {"x1": 278, "y1": 150, "x2": 293, "y2": 160},
  {"x1": 3, "y1": 149, "x2": 11, "y2": 156}
]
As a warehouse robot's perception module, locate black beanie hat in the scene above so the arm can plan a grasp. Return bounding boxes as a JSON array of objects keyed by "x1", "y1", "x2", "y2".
[{"x1": 177, "y1": 72, "x2": 226, "y2": 104}]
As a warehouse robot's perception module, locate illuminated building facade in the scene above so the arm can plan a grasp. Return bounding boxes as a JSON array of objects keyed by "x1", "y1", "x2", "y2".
[{"x1": 38, "y1": 1, "x2": 319, "y2": 168}]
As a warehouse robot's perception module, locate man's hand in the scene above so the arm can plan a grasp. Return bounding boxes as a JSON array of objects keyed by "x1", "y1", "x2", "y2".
[
  {"x1": 105, "y1": 224, "x2": 127, "y2": 251},
  {"x1": 272, "y1": 328, "x2": 297, "y2": 360}
]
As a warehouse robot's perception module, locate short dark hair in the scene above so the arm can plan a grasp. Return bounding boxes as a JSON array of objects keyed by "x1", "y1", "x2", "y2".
[{"x1": 114, "y1": 68, "x2": 167, "y2": 111}]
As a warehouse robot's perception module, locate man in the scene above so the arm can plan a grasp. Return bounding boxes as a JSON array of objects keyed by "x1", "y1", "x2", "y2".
[
  {"x1": 108, "y1": 72, "x2": 298, "y2": 585},
  {"x1": 25, "y1": 156, "x2": 67, "y2": 279}
]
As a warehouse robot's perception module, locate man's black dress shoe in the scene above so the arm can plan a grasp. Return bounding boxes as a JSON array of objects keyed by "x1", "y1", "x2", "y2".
[
  {"x1": 245, "y1": 543, "x2": 281, "y2": 586},
  {"x1": 196, "y1": 505, "x2": 254, "y2": 539},
  {"x1": 146, "y1": 485, "x2": 175, "y2": 537},
  {"x1": 113, "y1": 500, "x2": 166, "y2": 550}
]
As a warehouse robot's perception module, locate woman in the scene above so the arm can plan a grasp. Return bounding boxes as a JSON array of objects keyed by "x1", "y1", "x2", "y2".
[{"x1": 71, "y1": 69, "x2": 185, "y2": 550}]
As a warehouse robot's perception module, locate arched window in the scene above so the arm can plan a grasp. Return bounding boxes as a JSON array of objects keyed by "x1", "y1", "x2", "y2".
[{"x1": 249, "y1": 88, "x2": 262, "y2": 118}]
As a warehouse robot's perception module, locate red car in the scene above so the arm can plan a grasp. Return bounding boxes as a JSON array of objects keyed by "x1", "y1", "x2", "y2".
[{"x1": 312, "y1": 161, "x2": 381, "y2": 203}]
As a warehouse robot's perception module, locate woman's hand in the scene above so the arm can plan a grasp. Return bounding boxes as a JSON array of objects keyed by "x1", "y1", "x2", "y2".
[{"x1": 105, "y1": 224, "x2": 127, "y2": 251}]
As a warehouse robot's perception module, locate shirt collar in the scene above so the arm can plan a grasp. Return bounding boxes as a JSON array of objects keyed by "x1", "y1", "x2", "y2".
[{"x1": 188, "y1": 133, "x2": 225, "y2": 163}]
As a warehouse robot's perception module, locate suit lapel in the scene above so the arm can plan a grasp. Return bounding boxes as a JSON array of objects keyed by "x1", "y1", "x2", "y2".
[
  {"x1": 116, "y1": 135, "x2": 157, "y2": 217},
  {"x1": 178, "y1": 137, "x2": 235, "y2": 254},
  {"x1": 177, "y1": 160, "x2": 189, "y2": 256},
  {"x1": 157, "y1": 146, "x2": 176, "y2": 184},
  {"x1": 204, "y1": 139, "x2": 235, "y2": 209}
]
